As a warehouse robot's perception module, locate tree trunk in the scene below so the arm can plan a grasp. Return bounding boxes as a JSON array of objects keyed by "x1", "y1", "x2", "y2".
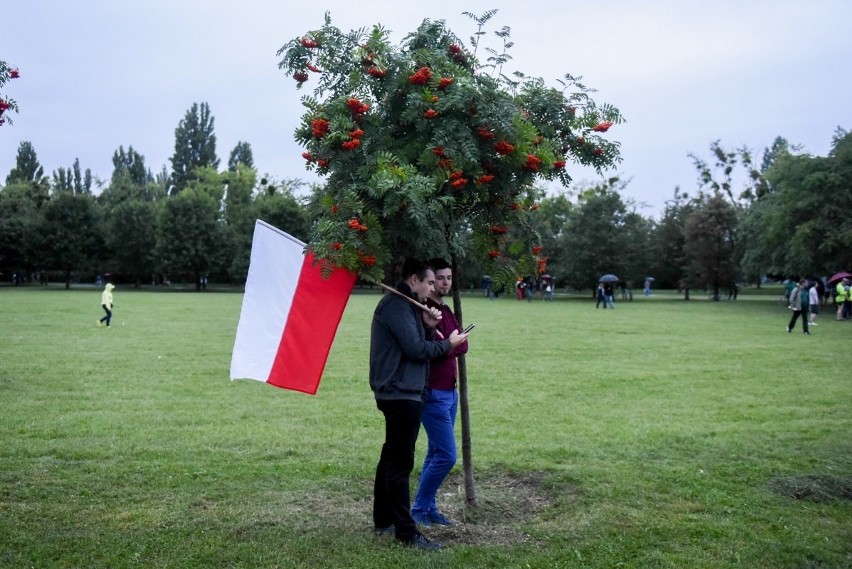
[
  {"x1": 449, "y1": 254, "x2": 477, "y2": 507},
  {"x1": 684, "y1": 288, "x2": 690, "y2": 301}
]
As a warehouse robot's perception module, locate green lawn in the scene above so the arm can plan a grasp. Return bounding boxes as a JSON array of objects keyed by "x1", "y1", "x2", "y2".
[{"x1": 1, "y1": 286, "x2": 850, "y2": 568}]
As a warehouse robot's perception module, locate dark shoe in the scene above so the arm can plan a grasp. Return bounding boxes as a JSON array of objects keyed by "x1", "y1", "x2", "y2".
[
  {"x1": 427, "y1": 510, "x2": 454, "y2": 526},
  {"x1": 804, "y1": 331, "x2": 811, "y2": 335},
  {"x1": 402, "y1": 532, "x2": 441, "y2": 551},
  {"x1": 373, "y1": 525, "x2": 394, "y2": 536},
  {"x1": 786, "y1": 327, "x2": 791, "y2": 333},
  {"x1": 411, "y1": 510, "x2": 431, "y2": 527}
]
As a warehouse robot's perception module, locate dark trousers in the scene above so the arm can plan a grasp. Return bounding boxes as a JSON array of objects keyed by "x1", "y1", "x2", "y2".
[
  {"x1": 373, "y1": 399, "x2": 422, "y2": 541},
  {"x1": 788, "y1": 309, "x2": 809, "y2": 333},
  {"x1": 100, "y1": 305, "x2": 112, "y2": 326}
]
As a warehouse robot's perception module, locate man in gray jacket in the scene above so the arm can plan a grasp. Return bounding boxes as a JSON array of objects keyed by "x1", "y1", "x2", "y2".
[{"x1": 370, "y1": 258, "x2": 468, "y2": 550}]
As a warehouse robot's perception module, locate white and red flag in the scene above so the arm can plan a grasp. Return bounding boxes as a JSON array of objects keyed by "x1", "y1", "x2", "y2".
[{"x1": 230, "y1": 220, "x2": 356, "y2": 394}]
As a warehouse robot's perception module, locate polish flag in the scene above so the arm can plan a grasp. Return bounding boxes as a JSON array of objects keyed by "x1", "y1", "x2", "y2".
[{"x1": 230, "y1": 220, "x2": 357, "y2": 394}]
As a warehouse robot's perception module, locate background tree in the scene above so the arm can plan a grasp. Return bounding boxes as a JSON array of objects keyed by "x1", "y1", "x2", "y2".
[
  {"x1": 749, "y1": 128, "x2": 852, "y2": 276},
  {"x1": 561, "y1": 178, "x2": 631, "y2": 291},
  {"x1": 648, "y1": 188, "x2": 693, "y2": 296},
  {"x1": 0, "y1": 60, "x2": 21, "y2": 126},
  {"x1": 222, "y1": 164, "x2": 259, "y2": 282},
  {"x1": 682, "y1": 192, "x2": 740, "y2": 300},
  {"x1": 52, "y1": 158, "x2": 93, "y2": 194},
  {"x1": 170, "y1": 102, "x2": 220, "y2": 194},
  {"x1": 253, "y1": 178, "x2": 311, "y2": 241},
  {"x1": 37, "y1": 192, "x2": 103, "y2": 288},
  {"x1": 228, "y1": 141, "x2": 255, "y2": 171},
  {"x1": 156, "y1": 186, "x2": 223, "y2": 289},
  {"x1": 112, "y1": 145, "x2": 149, "y2": 188},
  {"x1": 106, "y1": 200, "x2": 159, "y2": 288},
  {"x1": 0, "y1": 182, "x2": 40, "y2": 281},
  {"x1": 278, "y1": 10, "x2": 622, "y2": 505},
  {"x1": 529, "y1": 192, "x2": 574, "y2": 287}
]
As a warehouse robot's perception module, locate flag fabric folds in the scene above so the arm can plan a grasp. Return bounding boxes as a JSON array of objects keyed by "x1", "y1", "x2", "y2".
[{"x1": 230, "y1": 220, "x2": 356, "y2": 394}]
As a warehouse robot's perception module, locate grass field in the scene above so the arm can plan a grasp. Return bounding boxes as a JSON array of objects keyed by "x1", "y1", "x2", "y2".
[{"x1": 1, "y1": 285, "x2": 850, "y2": 568}]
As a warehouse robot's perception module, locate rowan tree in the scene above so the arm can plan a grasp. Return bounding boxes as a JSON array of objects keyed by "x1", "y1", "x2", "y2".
[
  {"x1": 277, "y1": 10, "x2": 623, "y2": 284},
  {"x1": 0, "y1": 60, "x2": 21, "y2": 126},
  {"x1": 278, "y1": 10, "x2": 623, "y2": 505}
]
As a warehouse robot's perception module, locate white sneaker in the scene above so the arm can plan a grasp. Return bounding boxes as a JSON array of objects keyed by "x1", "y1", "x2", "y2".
[{"x1": 810, "y1": 322, "x2": 818, "y2": 326}]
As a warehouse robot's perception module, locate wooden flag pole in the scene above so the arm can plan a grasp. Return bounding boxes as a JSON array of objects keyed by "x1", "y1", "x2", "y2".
[{"x1": 371, "y1": 280, "x2": 430, "y2": 311}]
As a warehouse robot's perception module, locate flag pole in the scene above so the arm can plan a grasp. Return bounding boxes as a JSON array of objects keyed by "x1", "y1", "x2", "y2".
[{"x1": 368, "y1": 279, "x2": 430, "y2": 311}]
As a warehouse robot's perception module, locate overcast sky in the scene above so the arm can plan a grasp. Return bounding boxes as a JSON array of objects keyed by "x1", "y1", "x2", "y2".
[{"x1": 2, "y1": 0, "x2": 850, "y2": 216}]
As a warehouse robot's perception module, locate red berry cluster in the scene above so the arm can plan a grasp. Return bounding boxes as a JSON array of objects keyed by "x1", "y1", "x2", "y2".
[
  {"x1": 341, "y1": 139, "x2": 361, "y2": 150},
  {"x1": 348, "y1": 218, "x2": 368, "y2": 231},
  {"x1": 593, "y1": 121, "x2": 613, "y2": 133},
  {"x1": 488, "y1": 250, "x2": 501, "y2": 259},
  {"x1": 553, "y1": 160, "x2": 566, "y2": 170},
  {"x1": 476, "y1": 174, "x2": 494, "y2": 185},
  {"x1": 358, "y1": 252, "x2": 377, "y2": 266},
  {"x1": 300, "y1": 37, "x2": 319, "y2": 48},
  {"x1": 525, "y1": 154, "x2": 542, "y2": 171},
  {"x1": 532, "y1": 245, "x2": 543, "y2": 255},
  {"x1": 311, "y1": 118, "x2": 329, "y2": 138},
  {"x1": 409, "y1": 66, "x2": 432, "y2": 85},
  {"x1": 293, "y1": 72, "x2": 309, "y2": 83},
  {"x1": 438, "y1": 77, "x2": 453, "y2": 89},
  {"x1": 346, "y1": 98, "x2": 370, "y2": 116},
  {"x1": 367, "y1": 67, "x2": 387, "y2": 78},
  {"x1": 493, "y1": 141, "x2": 515, "y2": 155},
  {"x1": 477, "y1": 128, "x2": 495, "y2": 140},
  {"x1": 489, "y1": 225, "x2": 509, "y2": 235},
  {"x1": 423, "y1": 109, "x2": 437, "y2": 119}
]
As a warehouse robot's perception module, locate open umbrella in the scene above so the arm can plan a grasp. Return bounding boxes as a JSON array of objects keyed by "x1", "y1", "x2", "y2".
[
  {"x1": 828, "y1": 271, "x2": 852, "y2": 284},
  {"x1": 599, "y1": 274, "x2": 619, "y2": 283},
  {"x1": 645, "y1": 276, "x2": 655, "y2": 281}
]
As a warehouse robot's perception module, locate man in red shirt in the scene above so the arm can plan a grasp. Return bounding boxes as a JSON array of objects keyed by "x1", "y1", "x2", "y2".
[{"x1": 411, "y1": 258, "x2": 469, "y2": 526}]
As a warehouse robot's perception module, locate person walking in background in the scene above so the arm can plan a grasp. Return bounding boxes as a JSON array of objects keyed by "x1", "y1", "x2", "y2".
[
  {"x1": 604, "y1": 282, "x2": 615, "y2": 309},
  {"x1": 595, "y1": 283, "x2": 606, "y2": 308},
  {"x1": 644, "y1": 278, "x2": 652, "y2": 297},
  {"x1": 835, "y1": 278, "x2": 849, "y2": 321},
  {"x1": 369, "y1": 258, "x2": 469, "y2": 551},
  {"x1": 844, "y1": 280, "x2": 852, "y2": 320},
  {"x1": 786, "y1": 278, "x2": 810, "y2": 335},
  {"x1": 412, "y1": 258, "x2": 469, "y2": 529},
  {"x1": 808, "y1": 280, "x2": 820, "y2": 326},
  {"x1": 97, "y1": 282, "x2": 115, "y2": 327}
]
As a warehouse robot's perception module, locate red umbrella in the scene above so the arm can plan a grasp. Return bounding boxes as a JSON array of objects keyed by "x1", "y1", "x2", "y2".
[{"x1": 828, "y1": 271, "x2": 852, "y2": 284}]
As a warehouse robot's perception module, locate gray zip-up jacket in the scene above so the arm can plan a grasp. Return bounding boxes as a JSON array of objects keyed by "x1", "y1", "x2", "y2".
[{"x1": 369, "y1": 282, "x2": 451, "y2": 401}]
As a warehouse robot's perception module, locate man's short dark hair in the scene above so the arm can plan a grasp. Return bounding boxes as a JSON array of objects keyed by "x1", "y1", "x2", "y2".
[
  {"x1": 428, "y1": 257, "x2": 451, "y2": 272},
  {"x1": 401, "y1": 258, "x2": 431, "y2": 281}
]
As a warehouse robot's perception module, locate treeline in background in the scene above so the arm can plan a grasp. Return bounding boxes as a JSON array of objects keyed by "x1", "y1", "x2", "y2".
[{"x1": 1, "y1": 101, "x2": 850, "y2": 296}]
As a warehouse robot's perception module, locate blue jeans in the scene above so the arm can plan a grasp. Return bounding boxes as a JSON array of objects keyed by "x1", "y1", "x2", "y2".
[{"x1": 412, "y1": 388, "x2": 458, "y2": 516}]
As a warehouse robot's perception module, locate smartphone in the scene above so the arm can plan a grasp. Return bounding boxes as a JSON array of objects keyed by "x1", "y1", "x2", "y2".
[{"x1": 462, "y1": 323, "x2": 475, "y2": 334}]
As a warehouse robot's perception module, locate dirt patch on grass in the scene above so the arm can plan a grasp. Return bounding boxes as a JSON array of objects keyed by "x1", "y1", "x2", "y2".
[
  {"x1": 233, "y1": 468, "x2": 578, "y2": 547},
  {"x1": 420, "y1": 469, "x2": 574, "y2": 546},
  {"x1": 770, "y1": 473, "x2": 852, "y2": 503}
]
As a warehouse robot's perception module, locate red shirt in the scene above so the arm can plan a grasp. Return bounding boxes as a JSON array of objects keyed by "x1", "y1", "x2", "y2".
[{"x1": 425, "y1": 297, "x2": 469, "y2": 390}]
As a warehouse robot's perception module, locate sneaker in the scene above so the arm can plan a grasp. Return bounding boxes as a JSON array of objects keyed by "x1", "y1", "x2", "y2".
[
  {"x1": 373, "y1": 525, "x2": 394, "y2": 537},
  {"x1": 97, "y1": 320, "x2": 102, "y2": 327},
  {"x1": 786, "y1": 327, "x2": 791, "y2": 333},
  {"x1": 810, "y1": 322, "x2": 818, "y2": 326},
  {"x1": 804, "y1": 331, "x2": 811, "y2": 335},
  {"x1": 411, "y1": 510, "x2": 431, "y2": 527},
  {"x1": 402, "y1": 532, "x2": 441, "y2": 551},
  {"x1": 427, "y1": 510, "x2": 454, "y2": 526}
]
